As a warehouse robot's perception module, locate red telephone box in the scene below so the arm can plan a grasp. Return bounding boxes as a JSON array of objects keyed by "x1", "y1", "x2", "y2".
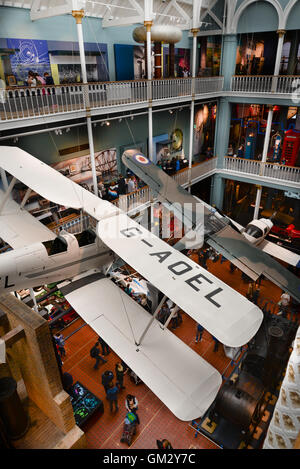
[{"x1": 281, "y1": 129, "x2": 300, "y2": 166}]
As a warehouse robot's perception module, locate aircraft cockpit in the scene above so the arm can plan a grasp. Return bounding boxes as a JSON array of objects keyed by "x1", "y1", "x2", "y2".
[
  {"x1": 244, "y1": 224, "x2": 264, "y2": 239},
  {"x1": 42, "y1": 236, "x2": 68, "y2": 256},
  {"x1": 74, "y1": 229, "x2": 97, "y2": 247}
]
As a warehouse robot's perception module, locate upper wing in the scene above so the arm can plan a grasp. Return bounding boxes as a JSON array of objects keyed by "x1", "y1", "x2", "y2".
[
  {"x1": 0, "y1": 146, "x2": 120, "y2": 221},
  {"x1": 59, "y1": 270, "x2": 222, "y2": 421},
  {"x1": 97, "y1": 212, "x2": 263, "y2": 347},
  {"x1": 0, "y1": 188, "x2": 55, "y2": 248},
  {"x1": 122, "y1": 149, "x2": 300, "y2": 302}
]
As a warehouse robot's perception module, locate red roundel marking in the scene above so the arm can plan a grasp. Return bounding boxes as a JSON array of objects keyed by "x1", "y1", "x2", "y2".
[{"x1": 135, "y1": 154, "x2": 149, "y2": 164}]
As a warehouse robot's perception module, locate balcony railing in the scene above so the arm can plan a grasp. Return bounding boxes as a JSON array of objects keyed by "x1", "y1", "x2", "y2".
[
  {"x1": 231, "y1": 75, "x2": 299, "y2": 95},
  {"x1": 0, "y1": 77, "x2": 224, "y2": 122},
  {"x1": 224, "y1": 157, "x2": 300, "y2": 184}
]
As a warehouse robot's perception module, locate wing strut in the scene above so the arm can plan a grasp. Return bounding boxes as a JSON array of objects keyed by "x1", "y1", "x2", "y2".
[
  {"x1": 0, "y1": 176, "x2": 17, "y2": 214},
  {"x1": 137, "y1": 295, "x2": 167, "y2": 347},
  {"x1": 20, "y1": 188, "x2": 32, "y2": 209}
]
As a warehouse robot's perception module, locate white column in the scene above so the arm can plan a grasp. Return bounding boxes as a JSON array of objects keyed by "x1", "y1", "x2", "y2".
[
  {"x1": 188, "y1": 28, "x2": 199, "y2": 191},
  {"x1": 30, "y1": 288, "x2": 39, "y2": 314},
  {"x1": 253, "y1": 105, "x2": 273, "y2": 220},
  {"x1": 72, "y1": 9, "x2": 98, "y2": 197},
  {"x1": 144, "y1": 19, "x2": 153, "y2": 160},
  {"x1": 253, "y1": 185, "x2": 262, "y2": 221},
  {"x1": 272, "y1": 30, "x2": 286, "y2": 91}
]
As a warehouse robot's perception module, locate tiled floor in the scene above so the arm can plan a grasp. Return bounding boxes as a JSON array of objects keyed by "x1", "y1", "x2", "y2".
[{"x1": 61, "y1": 256, "x2": 293, "y2": 450}]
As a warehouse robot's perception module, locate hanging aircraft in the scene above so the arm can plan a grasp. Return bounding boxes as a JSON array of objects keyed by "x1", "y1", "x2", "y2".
[
  {"x1": 0, "y1": 146, "x2": 265, "y2": 421},
  {"x1": 122, "y1": 149, "x2": 300, "y2": 302}
]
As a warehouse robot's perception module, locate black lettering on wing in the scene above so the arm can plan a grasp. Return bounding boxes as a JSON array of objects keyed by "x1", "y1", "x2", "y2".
[{"x1": 149, "y1": 251, "x2": 172, "y2": 263}]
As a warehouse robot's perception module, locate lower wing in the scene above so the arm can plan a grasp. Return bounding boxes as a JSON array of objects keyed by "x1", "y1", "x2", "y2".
[{"x1": 59, "y1": 270, "x2": 222, "y2": 421}]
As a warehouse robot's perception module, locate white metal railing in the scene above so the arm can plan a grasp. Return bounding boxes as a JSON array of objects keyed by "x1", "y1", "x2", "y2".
[
  {"x1": 152, "y1": 78, "x2": 192, "y2": 101},
  {"x1": 224, "y1": 156, "x2": 300, "y2": 184},
  {"x1": 174, "y1": 157, "x2": 218, "y2": 186},
  {"x1": 231, "y1": 75, "x2": 299, "y2": 94},
  {"x1": 195, "y1": 76, "x2": 224, "y2": 94},
  {"x1": 0, "y1": 77, "x2": 224, "y2": 121}
]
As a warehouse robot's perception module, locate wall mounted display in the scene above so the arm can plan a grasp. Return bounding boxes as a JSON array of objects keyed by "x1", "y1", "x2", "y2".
[
  {"x1": 52, "y1": 148, "x2": 117, "y2": 190},
  {"x1": 171, "y1": 128, "x2": 183, "y2": 151},
  {"x1": 7, "y1": 38, "x2": 51, "y2": 83}
]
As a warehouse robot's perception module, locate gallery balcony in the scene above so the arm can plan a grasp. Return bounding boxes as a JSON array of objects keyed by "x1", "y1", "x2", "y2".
[
  {"x1": 231, "y1": 75, "x2": 300, "y2": 99},
  {"x1": 223, "y1": 157, "x2": 300, "y2": 190},
  {"x1": 0, "y1": 76, "x2": 224, "y2": 130}
]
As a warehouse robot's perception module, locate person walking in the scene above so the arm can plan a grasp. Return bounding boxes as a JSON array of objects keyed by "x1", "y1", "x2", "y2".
[
  {"x1": 196, "y1": 323, "x2": 204, "y2": 343},
  {"x1": 115, "y1": 362, "x2": 125, "y2": 390},
  {"x1": 117, "y1": 174, "x2": 127, "y2": 195},
  {"x1": 90, "y1": 342, "x2": 107, "y2": 370},
  {"x1": 125, "y1": 394, "x2": 140, "y2": 424},
  {"x1": 106, "y1": 382, "x2": 119, "y2": 413},
  {"x1": 102, "y1": 370, "x2": 114, "y2": 392},
  {"x1": 98, "y1": 336, "x2": 110, "y2": 356},
  {"x1": 54, "y1": 333, "x2": 66, "y2": 358}
]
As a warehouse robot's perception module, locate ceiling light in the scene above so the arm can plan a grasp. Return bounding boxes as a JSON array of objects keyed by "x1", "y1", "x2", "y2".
[{"x1": 106, "y1": 121, "x2": 110, "y2": 126}]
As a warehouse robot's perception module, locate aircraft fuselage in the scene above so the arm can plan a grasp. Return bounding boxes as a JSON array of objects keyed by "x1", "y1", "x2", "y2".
[{"x1": 0, "y1": 230, "x2": 113, "y2": 294}]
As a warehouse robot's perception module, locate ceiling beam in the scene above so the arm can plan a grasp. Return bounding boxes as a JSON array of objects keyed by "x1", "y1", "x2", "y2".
[
  {"x1": 102, "y1": 14, "x2": 142, "y2": 27},
  {"x1": 30, "y1": 0, "x2": 73, "y2": 21}
]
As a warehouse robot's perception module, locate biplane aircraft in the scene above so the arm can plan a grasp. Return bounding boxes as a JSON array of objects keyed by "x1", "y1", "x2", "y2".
[{"x1": 0, "y1": 146, "x2": 297, "y2": 421}]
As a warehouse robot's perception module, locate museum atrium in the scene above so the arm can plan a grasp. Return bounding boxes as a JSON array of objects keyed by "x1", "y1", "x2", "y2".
[{"x1": 0, "y1": 0, "x2": 299, "y2": 452}]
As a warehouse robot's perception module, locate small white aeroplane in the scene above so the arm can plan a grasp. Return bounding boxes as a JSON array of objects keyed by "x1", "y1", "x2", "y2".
[{"x1": 0, "y1": 146, "x2": 284, "y2": 422}]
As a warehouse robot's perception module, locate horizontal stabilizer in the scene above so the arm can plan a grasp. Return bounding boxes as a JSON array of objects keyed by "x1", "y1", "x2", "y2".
[
  {"x1": 60, "y1": 270, "x2": 222, "y2": 421},
  {"x1": 97, "y1": 213, "x2": 263, "y2": 347}
]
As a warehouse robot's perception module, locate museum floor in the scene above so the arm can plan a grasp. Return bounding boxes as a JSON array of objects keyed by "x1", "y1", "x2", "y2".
[{"x1": 61, "y1": 256, "x2": 294, "y2": 450}]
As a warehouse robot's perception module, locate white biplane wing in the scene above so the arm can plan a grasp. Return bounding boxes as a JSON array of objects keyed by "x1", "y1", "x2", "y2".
[{"x1": 59, "y1": 270, "x2": 222, "y2": 421}]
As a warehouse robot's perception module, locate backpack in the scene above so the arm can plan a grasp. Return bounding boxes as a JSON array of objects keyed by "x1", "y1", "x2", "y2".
[
  {"x1": 126, "y1": 412, "x2": 137, "y2": 423},
  {"x1": 90, "y1": 346, "x2": 97, "y2": 358}
]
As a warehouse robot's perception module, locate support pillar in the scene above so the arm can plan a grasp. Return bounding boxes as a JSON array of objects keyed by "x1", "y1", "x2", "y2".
[
  {"x1": 221, "y1": 34, "x2": 238, "y2": 91},
  {"x1": 272, "y1": 30, "x2": 286, "y2": 91},
  {"x1": 72, "y1": 9, "x2": 98, "y2": 197},
  {"x1": 253, "y1": 105, "x2": 273, "y2": 219},
  {"x1": 188, "y1": 28, "x2": 199, "y2": 191},
  {"x1": 214, "y1": 97, "x2": 231, "y2": 168},
  {"x1": 210, "y1": 174, "x2": 225, "y2": 210},
  {"x1": 144, "y1": 20, "x2": 153, "y2": 160},
  {"x1": 253, "y1": 185, "x2": 263, "y2": 220}
]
